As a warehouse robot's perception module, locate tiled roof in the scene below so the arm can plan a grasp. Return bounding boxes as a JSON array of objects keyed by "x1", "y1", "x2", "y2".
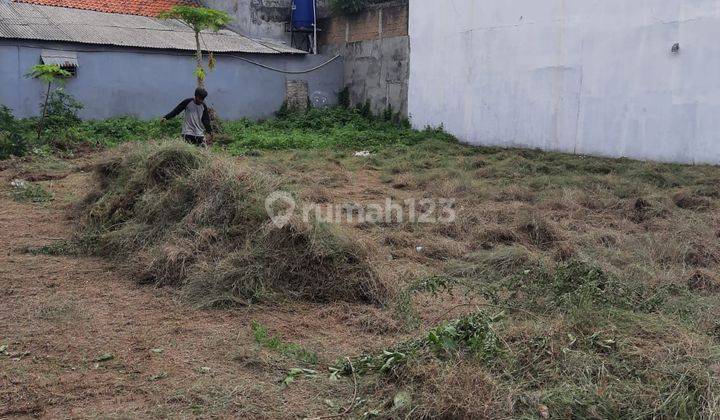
[
  {"x1": 0, "y1": 2, "x2": 304, "y2": 54},
  {"x1": 13, "y1": 0, "x2": 195, "y2": 18}
]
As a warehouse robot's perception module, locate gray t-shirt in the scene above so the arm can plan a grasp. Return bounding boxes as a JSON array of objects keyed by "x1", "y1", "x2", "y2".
[
  {"x1": 182, "y1": 100, "x2": 207, "y2": 137},
  {"x1": 164, "y1": 98, "x2": 212, "y2": 138}
]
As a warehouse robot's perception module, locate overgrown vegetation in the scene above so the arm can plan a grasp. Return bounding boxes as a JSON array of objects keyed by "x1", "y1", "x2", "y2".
[
  {"x1": 328, "y1": 0, "x2": 391, "y2": 15},
  {"x1": 0, "y1": 99, "x2": 421, "y2": 160},
  {"x1": 77, "y1": 140, "x2": 390, "y2": 307},
  {"x1": 25, "y1": 64, "x2": 73, "y2": 142},
  {"x1": 219, "y1": 107, "x2": 424, "y2": 154}
]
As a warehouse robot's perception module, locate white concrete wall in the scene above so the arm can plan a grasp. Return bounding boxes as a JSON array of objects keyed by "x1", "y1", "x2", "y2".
[{"x1": 408, "y1": 0, "x2": 720, "y2": 164}]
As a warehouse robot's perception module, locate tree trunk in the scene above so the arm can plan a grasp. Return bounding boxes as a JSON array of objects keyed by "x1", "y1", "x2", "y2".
[
  {"x1": 195, "y1": 31, "x2": 204, "y2": 88},
  {"x1": 37, "y1": 82, "x2": 51, "y2": 142}
]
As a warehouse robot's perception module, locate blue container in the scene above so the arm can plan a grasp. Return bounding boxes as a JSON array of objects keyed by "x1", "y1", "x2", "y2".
[{"x1": 292, "y1": 0, "x2": 315, "y2": 30}]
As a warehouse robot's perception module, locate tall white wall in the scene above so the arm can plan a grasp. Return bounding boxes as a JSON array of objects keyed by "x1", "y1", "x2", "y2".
[{"x1": 408, "y1": 0, "x2": 720, "y2": 164}]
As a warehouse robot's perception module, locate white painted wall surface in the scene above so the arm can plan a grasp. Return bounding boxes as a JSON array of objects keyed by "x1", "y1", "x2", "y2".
[{"x1": 408, "y1": 0, "x2": 720, "y2": 164}]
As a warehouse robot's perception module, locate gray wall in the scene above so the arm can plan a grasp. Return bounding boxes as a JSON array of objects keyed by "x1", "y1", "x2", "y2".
[
  {"x1": 409, "y1": 0, "x2": 720, "y2": 165},
  {"x1": 0, "y1": 40, "x2": 343, "y2": 121},
  {"x1": 201, "y1": 0, "x2": 329, "y2": 44},
  {"x1": 324, "y1": 37, "x2": 408, "y2": 117},
  {"x1": 203, "y1": 0, "x2": 291, "y2": 43}
]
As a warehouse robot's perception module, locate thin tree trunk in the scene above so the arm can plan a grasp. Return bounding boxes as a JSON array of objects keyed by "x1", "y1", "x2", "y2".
[
  {"x1": 37, "y1": 82, "x2": 51, "y2": 142},
  {"x1": 195, "y1": 31, "x2": 204, "y2": 88}
]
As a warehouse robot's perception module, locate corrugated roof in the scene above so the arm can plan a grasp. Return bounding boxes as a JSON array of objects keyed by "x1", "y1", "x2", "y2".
[
  {"x1": 41, "y1": 48, "x2": 78, "y2": 67},
  {"x1": 0, "y1": 2, "x2": 304, "y2": 54}
]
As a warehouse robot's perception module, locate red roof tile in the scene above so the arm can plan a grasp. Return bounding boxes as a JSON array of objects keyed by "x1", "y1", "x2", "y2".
[{"x1": 13, "y1": 0, "x2": 196, "y2": 17}]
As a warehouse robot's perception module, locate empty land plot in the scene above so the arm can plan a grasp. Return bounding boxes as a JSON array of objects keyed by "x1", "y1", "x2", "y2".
[{"x1": 2, "y1": 110, "x2": 720, "y2": 418}]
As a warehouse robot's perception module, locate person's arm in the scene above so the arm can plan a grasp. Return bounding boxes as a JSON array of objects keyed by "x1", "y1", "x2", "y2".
[
  {"x1": 201, "y1": 104, "x2": 213, "y2": 135},
  {"x1": 163, "y1": 98, "x2": 193, "y2": 120}
]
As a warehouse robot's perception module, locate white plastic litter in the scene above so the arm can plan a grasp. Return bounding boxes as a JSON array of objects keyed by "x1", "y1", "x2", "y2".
[
  {"x1": 353, "y1": 151, "x2": 371, "y2": 157},
  {"x1": 10, "y1": 179, "x2": 28, "y2": 189}
]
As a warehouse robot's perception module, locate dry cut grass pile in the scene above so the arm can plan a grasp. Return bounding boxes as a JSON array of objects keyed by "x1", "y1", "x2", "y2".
[{"x1": 77, "y1": 140, "x2": 390, "y2": 307}]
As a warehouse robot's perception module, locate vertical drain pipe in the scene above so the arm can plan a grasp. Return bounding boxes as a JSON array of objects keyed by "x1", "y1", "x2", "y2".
[{"x1": 313, "y1": 0, "x2": 318, "y2": 54}]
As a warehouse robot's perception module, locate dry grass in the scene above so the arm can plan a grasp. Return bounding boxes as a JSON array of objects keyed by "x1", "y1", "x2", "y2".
[
  {"x1": 242, "y1": 139, "x2": 720, "y2": 418},
  {"x1": 77, "y1": 141, "x2": 391, "y2": 307},
  {"x1": 22, "y1": 133, "x2": 720, "y2": 418}
]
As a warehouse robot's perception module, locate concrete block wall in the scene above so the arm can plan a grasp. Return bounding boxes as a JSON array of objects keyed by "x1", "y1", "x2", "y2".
[{"x1": 319, "y1": 1, "x2": 409, "y2": 116}]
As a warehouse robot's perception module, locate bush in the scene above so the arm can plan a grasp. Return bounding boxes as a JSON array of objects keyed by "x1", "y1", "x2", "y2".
[
  {"x1": 0, "y1": 106, "x2": 27, "y2": 159},
  {"x1": 44, "y1": 89, "x2": 83, "y2": 131}
]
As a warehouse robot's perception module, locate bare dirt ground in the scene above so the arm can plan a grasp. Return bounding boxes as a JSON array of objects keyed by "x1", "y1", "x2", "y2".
[{"x1": 0, "y1": 155, "x2": 404, "y2": 419}]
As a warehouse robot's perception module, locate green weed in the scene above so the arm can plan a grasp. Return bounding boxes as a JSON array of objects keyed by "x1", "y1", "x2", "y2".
[
  {"x1": 21, "y1": 240, "x2": 76, "y2": 256},
  {"x1": 12, "y1": 183, "x2": 53, "y2": 203},
  {"x1": 251, "y1": 321, "x2": 318, "y2": 365},
  {"x1": 337, "y1": 311, "x2": 505, "y2": 377}
]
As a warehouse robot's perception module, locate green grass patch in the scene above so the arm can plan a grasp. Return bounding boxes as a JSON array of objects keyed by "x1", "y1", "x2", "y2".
[{"x1": 251, "y1": 321, "x2": 318, "y2": 365}]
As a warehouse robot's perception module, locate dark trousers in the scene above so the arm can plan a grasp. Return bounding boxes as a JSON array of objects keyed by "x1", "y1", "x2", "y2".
[{"x1": 183, "y1": 135, "x2": 204, "y2": 146}]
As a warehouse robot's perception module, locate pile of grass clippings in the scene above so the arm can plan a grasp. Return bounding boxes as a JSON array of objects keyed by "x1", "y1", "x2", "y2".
[{"x1": 78, "y1": 140, "x2": 390, "y2": 306}]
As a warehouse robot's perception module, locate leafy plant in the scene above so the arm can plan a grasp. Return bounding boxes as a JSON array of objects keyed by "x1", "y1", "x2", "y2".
[
  {"x1": 339, "y1": 310, "x2": 505, "y2": 377},
  {"x1": 25, "y1": 64, "x2": 72, "y2": 141},
  {"x1": 159, "y1": 6, "x2": 231, "y2": 87},
  {"x1": 282, "y1": 368, "x2": 318, "y2": 387},
  {"x1": 0, "y1": 106, "x2": 27, "y2": 159},
  {"x1": 44, "y1": 89, "x2": 83, "y2": 131}
]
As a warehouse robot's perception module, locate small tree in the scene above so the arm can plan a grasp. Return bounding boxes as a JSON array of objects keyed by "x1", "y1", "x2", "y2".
[
  {"x1": 26, "y1": 64, "x2": 72, "y2": 141},
  {"x1": 159, "y1": 6, "x2": 231, "y2": 87}
]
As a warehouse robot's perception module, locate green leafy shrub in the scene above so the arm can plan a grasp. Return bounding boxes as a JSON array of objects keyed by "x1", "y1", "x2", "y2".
[
  {"x1": 0, "y1": 106, "x2": 27, "y2": 159},
  {"x1": 337, "y1": 311, "x2": 505, "y2": 377},
  {"x1": 44, "y1": 89, "x2": 83, "y2": 131}
]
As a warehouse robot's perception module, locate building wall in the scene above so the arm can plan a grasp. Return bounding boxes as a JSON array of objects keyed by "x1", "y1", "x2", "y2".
[
  {"x1": 202, "y1": 0, "x2": 291, "y2": 42},
  {"x1": 200, "y1": 0, "x2": 330, "y2": 44},
  {"x1": 0, "y1": 41, "x2": 343, "y2": 120},
  {"x1": 320, "y1": 1, "x2": 409, "y2": 116},
  {"x1": 409, "y1": 0, "x2": 720, "y2": 165}
]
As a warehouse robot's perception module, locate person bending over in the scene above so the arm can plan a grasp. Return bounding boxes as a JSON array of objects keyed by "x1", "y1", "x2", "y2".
[{"x1": 162, "y1": 88, "x2": 213, "y2": 146}]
